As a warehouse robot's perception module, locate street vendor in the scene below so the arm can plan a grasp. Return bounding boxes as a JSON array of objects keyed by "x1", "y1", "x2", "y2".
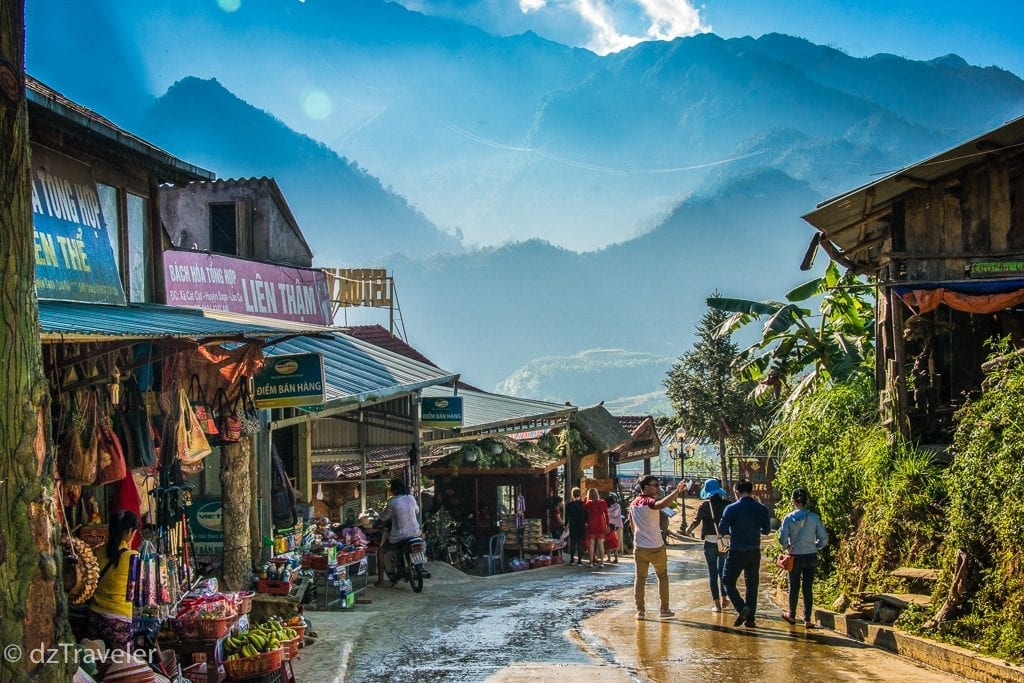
[{"x1": 87, "y1": 510, "x2": 140, "y2": 654}]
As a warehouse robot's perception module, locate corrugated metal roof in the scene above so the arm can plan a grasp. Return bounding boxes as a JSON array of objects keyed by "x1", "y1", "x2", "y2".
[
  {"x1": 26, "y1": 75, "x2": 214, "y2": 183},
  {"x1": 38, "y1": 300, "x2": 336, "y2": 342},
  {"x1": 342, "y1": 325, "x2": 483, "y2": 392},
  {"x1": 266, "y1": 333, "x2": 459, "y2": 412},
  {"x1": 421, "y1": 386, "x2": 575, "y2": 434},
  {"x1": 803, "y1": 114, "x2": 1024, "y2": 269}
]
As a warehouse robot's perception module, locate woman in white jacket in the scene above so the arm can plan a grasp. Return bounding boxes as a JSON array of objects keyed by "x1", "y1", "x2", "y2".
[{"x1": 779, "y1": 487, "x2": 829, "y2": 627}]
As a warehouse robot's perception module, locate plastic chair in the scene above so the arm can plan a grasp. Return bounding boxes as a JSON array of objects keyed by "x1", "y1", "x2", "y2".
[{"x1": 483, "y1": 532, "x2": 507, "y2": 575}]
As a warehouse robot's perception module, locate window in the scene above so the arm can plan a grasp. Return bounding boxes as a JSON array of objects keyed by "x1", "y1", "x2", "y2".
[
  {"x1": 497, "y1": 485, "x2": 515, "y2": 517},
  {"x1": 97, "y1": 183, "x2": 121, "y2": 273},
  {"x1": 126, "y1": 192, "x2": 150, "y2": 302},
  {"x1": 210, "y1": 203, "x2": 237, "y2": 255}
]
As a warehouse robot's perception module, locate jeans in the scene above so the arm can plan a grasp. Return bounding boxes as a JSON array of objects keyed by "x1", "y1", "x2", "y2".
[
  {"x1": 723, "y1": 548, "x2": 761, "y2": 621},
  {"x1": 634, "y1": 546, "x2": 670, "y2": 612},
  {"x1": 788, "y1": 553, "x2": 818, "y2": 620},
  {"x1": 702, "y1": 541, "x2": 726, "y2": 601}
]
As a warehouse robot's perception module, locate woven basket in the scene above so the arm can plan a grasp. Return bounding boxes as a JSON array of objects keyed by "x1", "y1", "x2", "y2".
[
  {"x1": 223, "y1": 647, "x2": 283, "y2": 680},
  {"x1": 281, "y1": 635, "x2": 300, "y2": 661},
  {"x1": 174, "y1": 614, "x2": 236, "y2": 640}
]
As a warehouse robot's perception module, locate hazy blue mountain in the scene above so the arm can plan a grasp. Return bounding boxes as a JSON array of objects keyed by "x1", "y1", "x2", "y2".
[{"x1": 136, "y1": 77, "x2": 462, "y2": 264}]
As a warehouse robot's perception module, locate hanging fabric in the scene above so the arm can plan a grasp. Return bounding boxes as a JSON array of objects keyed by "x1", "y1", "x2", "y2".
[
  {"x1": 215, "y1": 387, "x2": 242, "y2": 443},
  {"x1": 59, "y1": 390, "x2": 99, "y2": 486}
]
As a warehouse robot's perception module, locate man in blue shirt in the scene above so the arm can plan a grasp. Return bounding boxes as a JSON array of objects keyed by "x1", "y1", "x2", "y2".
[{"x1": 719, "y1": 480, "x2": 771, "y2": 627}]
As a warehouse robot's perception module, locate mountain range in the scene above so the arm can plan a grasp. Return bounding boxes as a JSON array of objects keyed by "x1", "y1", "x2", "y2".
[{"x1": 24, "y1": 0, "x2": 1024, "y2": 409}]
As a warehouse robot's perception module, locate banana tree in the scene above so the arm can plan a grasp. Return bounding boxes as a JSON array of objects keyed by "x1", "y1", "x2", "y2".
[{"x1": 707, "y1": 262, "x2": 875, "y2": 406}]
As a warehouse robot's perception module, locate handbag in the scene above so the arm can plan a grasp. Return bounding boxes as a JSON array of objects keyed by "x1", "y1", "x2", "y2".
[
  {"x1": 236, "y1": 380, "x2": 261, "y2": 436},
  {"x1": 775, "y1": 552, "x2": 795, "y2": 572},
  {"x1": 175, "y1": 388, "x2": 213, "y2": 465},
  {"x1": 114, "y1": 376, "x2": 154, "y2": 467},
  {"x1": 94, "y1": 414, "x2": 128, "y2": 485},
  {"x1": 59, "y1": 390, "x2": 99, "y2": 486},
  {"x1": 188, "y1": 373, "x2": 219, "y2": 438},
  {"x1": 713, "y1": 520, "x2": 730, "y2": 554},
  {"x1": 215, "y1": 387, "x2": 242, "y2": 443}
]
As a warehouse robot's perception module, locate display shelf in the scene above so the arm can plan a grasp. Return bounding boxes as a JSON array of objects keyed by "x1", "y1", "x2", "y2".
[{"x1": 308, "y1": 557, "x2": 370, "y2": 611}]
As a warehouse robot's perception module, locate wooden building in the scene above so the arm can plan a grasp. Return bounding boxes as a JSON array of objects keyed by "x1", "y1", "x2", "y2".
[{"x1": 803, "y1": 115, "x2": 1024, "y2": 444}]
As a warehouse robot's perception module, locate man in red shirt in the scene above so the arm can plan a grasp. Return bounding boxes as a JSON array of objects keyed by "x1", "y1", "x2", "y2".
[{"x1": 630, "y1": 475, "x2": 687, "y2": 620}]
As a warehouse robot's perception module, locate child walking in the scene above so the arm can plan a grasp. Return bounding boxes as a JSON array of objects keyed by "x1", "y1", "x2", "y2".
[{"x1": 605, "y1": 493, "x2": 623, "y2": 563}]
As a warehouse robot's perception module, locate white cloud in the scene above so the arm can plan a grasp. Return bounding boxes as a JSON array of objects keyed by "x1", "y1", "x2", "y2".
[{"x1": 524, "y1": 0, "x2": 708, "y2": 55}]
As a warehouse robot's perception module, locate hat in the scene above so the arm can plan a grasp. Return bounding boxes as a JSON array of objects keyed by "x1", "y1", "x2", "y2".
[{"x1": 700, "y1": 478, "x2": 726, "y2": 500}]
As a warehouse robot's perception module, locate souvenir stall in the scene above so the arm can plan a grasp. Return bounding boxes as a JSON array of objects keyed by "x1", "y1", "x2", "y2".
[{"x1": 42, "y1": 310, "x2": 316, "y2": 682}]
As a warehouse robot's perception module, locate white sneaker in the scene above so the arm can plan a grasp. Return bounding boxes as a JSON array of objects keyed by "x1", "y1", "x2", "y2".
[{"x1": 711, "y1": 605, "x2": 723, "y2": 613}]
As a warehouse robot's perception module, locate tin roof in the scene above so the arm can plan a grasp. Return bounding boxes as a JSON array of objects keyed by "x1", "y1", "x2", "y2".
[
  {"x1": 26, "y1": 75, "x2": 214, "y2": 184},
  {"x1": 38, "y1": 300, "x2": 334, "y2": 342},
  {"x1": 803, "y1": 114, "x2": 1024, "y2": 270},
  {"x1": 342, "y1": 325, "x2": 483, "y2": 392},
  {"x1": 421, "y1": 386, "x2": 575, "y2": 435},
  {"x1": 265, "y1": 333, "x2": 459, "y2": 412}
]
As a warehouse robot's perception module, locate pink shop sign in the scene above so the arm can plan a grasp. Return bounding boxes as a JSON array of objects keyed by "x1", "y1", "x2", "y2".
[{"x1": 163, "y1": 251, "x2": 332, "y2": 325}]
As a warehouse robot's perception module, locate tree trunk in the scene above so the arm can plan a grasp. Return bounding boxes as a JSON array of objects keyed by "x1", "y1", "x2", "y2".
[
  {"x1": 0, "y1": 4, "x2": 71, "y2": 678},
  {"x1": 220, "y1": 441, "x2": 252, "y2": 590},
  {"x1": 718, "y1": 431, "x2": 729, "y2": 491},
  {"x1": 923, "y1": 548, "x2": 971, "y2": 630}
]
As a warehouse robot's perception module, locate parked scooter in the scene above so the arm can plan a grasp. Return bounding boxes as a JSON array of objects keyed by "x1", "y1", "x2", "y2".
[
  {"x1": 384, "y1": 536, "x2": 427, "y2": 593},
  {"x1": 445, "y1": 517, "x2": 479, "y2": 571}
]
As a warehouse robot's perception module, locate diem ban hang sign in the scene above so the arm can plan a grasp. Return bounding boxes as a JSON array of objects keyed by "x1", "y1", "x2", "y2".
[
  {"x1": 254, "y1": 353, "x2": 325, "y2": 409},
  {"x1": 420, "y1": 396, "x2": 463, "y2": 428}
]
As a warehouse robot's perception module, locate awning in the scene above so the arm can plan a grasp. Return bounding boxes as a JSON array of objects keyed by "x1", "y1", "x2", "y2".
[
  {"x1": 311, "y1": 446, "x2": 448, "y2": 482},
  {"x1": 265, "y1": 333, "x2": 459, "y2": 418},
  {"x1": 38, "y1": 300, "x2": 335, "y2": 343},
  {"x1": 893, "y1": 279, "x2": 1024, "y2": 315},
  {"x1": 420, "y1": 387, "x2": 574, "y2": 438}
]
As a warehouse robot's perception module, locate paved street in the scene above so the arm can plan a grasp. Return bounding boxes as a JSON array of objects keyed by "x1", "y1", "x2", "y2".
[{"x1": 291, "y1": 538, "x2": 966, "y2": 682}]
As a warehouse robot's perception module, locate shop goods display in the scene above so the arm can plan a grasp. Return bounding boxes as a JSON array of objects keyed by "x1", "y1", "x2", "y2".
[
  {"x1": 222, "y1": 618, "x2": 296, "y2": 677},
  {"x1": 63, "y1": 535, "x2": 101, "y2": 605},
  {"x1": 174, "y1": 591, "x2": 239, "y2": 639}
]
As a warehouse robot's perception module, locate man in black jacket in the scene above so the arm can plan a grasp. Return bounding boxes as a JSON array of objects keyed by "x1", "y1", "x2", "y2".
[{"x1": 719, "y1": 480, "x2": 771, "y2": 627}]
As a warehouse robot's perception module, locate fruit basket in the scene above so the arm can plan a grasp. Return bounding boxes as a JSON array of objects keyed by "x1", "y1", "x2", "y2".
[
  {"x1": 281, "y1": 635, "x2": 300, "y2": 661},
  {"x1": 174, "y1": 614, "x2": 236, "y2": 640},
  {"x1": 223, "y1": 647, "x2": 283, "y2": 680}
]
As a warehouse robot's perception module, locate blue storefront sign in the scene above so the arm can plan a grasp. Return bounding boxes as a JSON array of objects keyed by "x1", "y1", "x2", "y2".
[
  {"x1": 254, "y1": 353, "x2": 326, "y2": 408},
  {"x1": 30, "y1": 144, "x2": 126, "y2": 305},
  {"x1": 421, "y1": 396, "x2": 463, "y2": 428},
  {"x1": 186, "y1": 498, "x2": 223, "y2": 557}
]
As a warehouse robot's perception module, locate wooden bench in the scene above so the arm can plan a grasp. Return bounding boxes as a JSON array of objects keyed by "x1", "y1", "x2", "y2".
[{"x1": 870, "y1": 592, "x2": 932, "y2": 624}]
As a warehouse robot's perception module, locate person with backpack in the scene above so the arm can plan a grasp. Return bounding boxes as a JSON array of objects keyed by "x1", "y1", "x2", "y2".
[{"x1": 686, "y1": 478, "x2": 730, "y2": 612}]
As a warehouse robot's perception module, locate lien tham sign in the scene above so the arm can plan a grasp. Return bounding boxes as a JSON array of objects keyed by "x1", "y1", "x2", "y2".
[
  {"x1": 420, "y1": 396, "x2": 463, "y2": 428},
  {"x1": 254, "y1": 353, "x2": 326, "y2": 409}
]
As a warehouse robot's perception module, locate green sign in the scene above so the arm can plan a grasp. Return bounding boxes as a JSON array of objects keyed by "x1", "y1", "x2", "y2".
[
  {"x1": 254, "y1": 353, "x2": 326, "y2": 408},
  {"x1": 421, "y1": 396, "x2": 463, "y2": 428},
  {"x1": 969, "y1": 260, "x2": 1024, "y2": 277},
  {"x1": 186, "y1": 498, "x2": 223, "y2": 557}
]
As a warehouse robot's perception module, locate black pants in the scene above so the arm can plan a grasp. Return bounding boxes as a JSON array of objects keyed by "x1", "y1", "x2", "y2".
[
  {"x1": 723, "y1": 548, "x2": 761, "y2": 620},
  {"x1": 788, "y1": 553, "x2": 817, "y2": 620}
]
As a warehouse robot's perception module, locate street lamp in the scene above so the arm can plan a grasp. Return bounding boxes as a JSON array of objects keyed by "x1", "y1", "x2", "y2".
[{"x1": 667, "y1": 428, "x2": 695, "y2": 527}]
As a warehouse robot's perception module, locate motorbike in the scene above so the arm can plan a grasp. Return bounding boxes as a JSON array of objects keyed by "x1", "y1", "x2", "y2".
[
  {"x1": 445, "y1": 518, "x2": 479, "y2": 571},
  {"x1": 384, "y1": 535, "x2": 426, "y2": 593}
]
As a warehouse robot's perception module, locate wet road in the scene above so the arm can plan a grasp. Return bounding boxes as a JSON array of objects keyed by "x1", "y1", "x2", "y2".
[{"x1": 342, "y1": 542, "x2": 966, "y2": 682}]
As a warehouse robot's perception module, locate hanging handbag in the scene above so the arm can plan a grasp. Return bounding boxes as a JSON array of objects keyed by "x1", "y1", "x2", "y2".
[
  {"x1": 188, "y1": 373, "x2": 219, "y2": 438},
  {"x1": 59, "y1": 390, "x2": 100, "y2": 486},
  {"x1": 175, "y1": 388, "x2": 213, "y2": 465},
  {"x1": 115, "y1": 376, "x2": 154, "y2": 467},
  {"x1": 775, "y1": 552, "x2": 795, "y2": 572},
  {"x1": 216, "y1": 387, "x2": 242, "y2": 443},
  {"x1": 236, "y1": 380, "x2": 261, "y2": 436},
  {"x1": 94, "y1": 412, "x2": 128, "y2": 485}
]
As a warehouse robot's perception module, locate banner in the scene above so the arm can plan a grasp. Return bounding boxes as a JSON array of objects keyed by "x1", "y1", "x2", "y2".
[
  {"x1": 30, "y1": 145, "x2": 126, "y2": 304},
  {"x1": 164, "y1": 251, "x2": 331, "y2": 324}
]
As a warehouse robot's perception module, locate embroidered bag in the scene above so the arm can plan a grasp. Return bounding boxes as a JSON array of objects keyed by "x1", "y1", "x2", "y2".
[
  {"x1": 60, "y1": 390, "x2": 100, "y2": 486},
  {"x1": 216, "y1": 387, "x2": 242, "y2": 443},
  {"x1": 188, "y1": 373, "x2": 218, "y2": 438},
  {"x1": 175, "y1": 388, "x2": 213, "y2": 465},
  {"x1": 236, "y1": 380, "x2": 261, "y2": 436}
]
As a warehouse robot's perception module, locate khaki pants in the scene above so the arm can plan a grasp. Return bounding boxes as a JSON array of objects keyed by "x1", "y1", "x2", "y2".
[{"x1": 634, "y1": 545, "x2": 669, "y2": 612}]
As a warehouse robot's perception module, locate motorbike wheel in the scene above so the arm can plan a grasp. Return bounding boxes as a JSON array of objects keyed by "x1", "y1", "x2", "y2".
[
  {"x1": 461, "y1": 553, "x2": 479, "y2": 571},
  {"x1": 409, "y1": 564, "x2": 424, "y2": 593}
]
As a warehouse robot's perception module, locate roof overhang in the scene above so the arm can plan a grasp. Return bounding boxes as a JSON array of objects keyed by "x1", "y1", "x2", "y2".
[{"x1": 802, "y1": 114, "x2": 1024, "y2": 272}]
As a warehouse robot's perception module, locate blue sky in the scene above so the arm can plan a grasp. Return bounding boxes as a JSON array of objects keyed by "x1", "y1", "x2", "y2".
[{"x1": 398, "y1": 0, "x2": 1024, "y2": 76}]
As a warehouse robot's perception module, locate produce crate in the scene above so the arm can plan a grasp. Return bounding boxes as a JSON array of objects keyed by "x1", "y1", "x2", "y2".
[
  {"x1": 256, "y1": 579, "x2": 292, "y2": 595},
  {"x1": 222, "y1": 647, "x2": 284, "y2": 680},
  {"x1": 182, "y1": 661, "x2": 225, "y2": 683},
  {"x1": 281, "y1": 635, "x2": 300, "y2": 661},
  {"x1": 302, "y1": 554, "x2": 329, "y2": 570},
  {"x1": 174, "y1": 615, "x2": 236, "y2": 640}
]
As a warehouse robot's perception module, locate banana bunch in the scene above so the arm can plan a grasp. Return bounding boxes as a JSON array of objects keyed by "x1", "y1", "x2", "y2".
[{"x1": 222, "y1": 618, "x2": 297, "y2": 660}]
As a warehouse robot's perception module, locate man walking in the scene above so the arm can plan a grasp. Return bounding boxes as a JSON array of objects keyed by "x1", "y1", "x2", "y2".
[
  {"x1": 630, "y1": 475, "x2": 687, "y2": 620},
  {"x1": 719, "y1": 479, "x2": 771, "y2": 627}
]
